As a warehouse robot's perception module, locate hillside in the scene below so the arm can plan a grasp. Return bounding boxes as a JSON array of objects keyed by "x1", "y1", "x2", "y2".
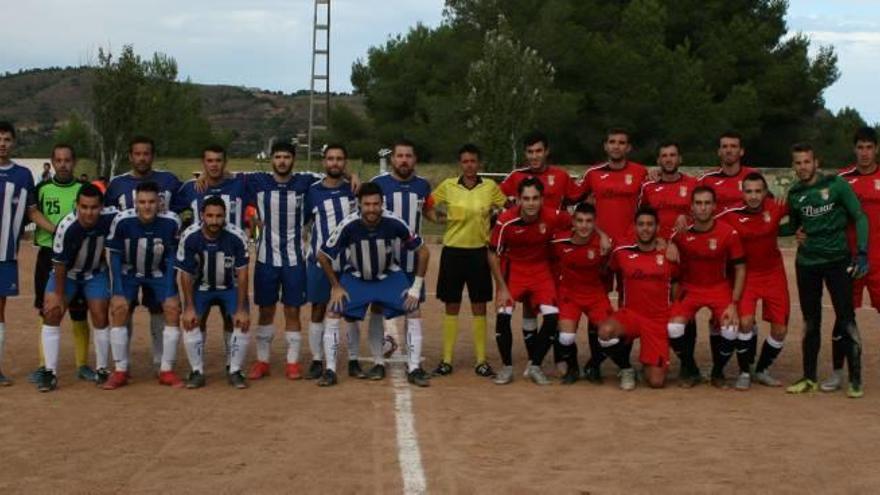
[{"x1": 0, "y1": 67, "x2": 365, "y2": 156}]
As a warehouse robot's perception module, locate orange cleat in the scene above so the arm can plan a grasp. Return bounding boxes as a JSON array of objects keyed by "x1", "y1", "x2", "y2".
[
  {"x1": 158, "y1": 371, "x2": 185, "y2": 389},
  {"x1": 102, "y1": 371, "x2": 129, "y2": 390},
  {"x1": 248, "y1": 361, "x2": 271, "y2": 380},
  {"x1": 285, "y1": 362, "x2": 303, "y2": 380}
]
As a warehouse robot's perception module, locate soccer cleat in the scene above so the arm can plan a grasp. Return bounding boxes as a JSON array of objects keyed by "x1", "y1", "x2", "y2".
[
  {"x1": 317, "y1": 369, "x2": 338, "y2": 387},
  {"x1": 710, "y1": 374, "x2": 728, "y2": 389},
  {"x1": 847, "y1": 383, "x2": 864, "y2": 399},
  {"x1": 285, "y1": 362, "x2": 303, "y2": 380},
  {"x1": 560, "y1": 365, "x2": 579, "y2": 385},
  {"x1": 366, "y1": 364, "x2": 386, "y2": 381},
  {"x1": 679, "y1": 368, "x2": 704, "y2": 388},
  {"x1": 247, "y1": 361, "x2": 271, "y2": 380},
  {"x1": 432, "y1": 361, "x2": 453, "y2": 377},
  {"x1": 76, "y1": 365, "x2": 97, "y2": 382},
  {"x1": 493, "y1": 365, "x2": 514, "y2": 385},
  {"x1": 383, "y1": 335, "x2": 398, "y2": 359},
  {"x1": 94, "y1": 368, "x2": 111, "y2": 386},
  {"x1": 305, "y1": 360, "x2": 324, "y2": 380},
  {"x1": 29, "y1": 366, "x2": 45, "y2": 384},
  {"x1": 36, "y1": 369, "x2": 58, "y2": 392},
  {"x1": 227, "y1": 370, "x2": 249, "y2": 389},
  {"x1": 734, "y1": 372, "x2": 751, "y2": 391},
  {"x1": 526, "y1": 365, "x2": 551, "y2": 386},
  {"x1": 102, "y1": 371, "x2": 129, "y2": 390},
  {"x1": 583, "y1": 365, "x2": 603, "y2": 385},
  {"x1": 407, "y1": 368, "x2": 431, "y2": 387},
  {"x1": 474, "y1": 362, "x2": 495, "y2": 378},
  {"x1": 0, "y1": 370, "x2": 11, "y2": 387},
  {"x1": 819, "y1": 369, "x2": 844, "y2": 393},
  {"x1": 158, "y1": 371, "x2": 185, "y2": 388},
  {"x1": 786, "y1": 378, "x2": 818, "y2": 394},
  {"x1": 754, "y1": 370, "x2": 782, "y2": 387},
  {"x1": 185, "y1": 370, "x2": 206, "y2": 389},
  {"x1": 619, "y1": 368, "x2": 637, "y2": 391},
  {"x1": 348, "y1": 360, "x2": 367, "y2": 379}
]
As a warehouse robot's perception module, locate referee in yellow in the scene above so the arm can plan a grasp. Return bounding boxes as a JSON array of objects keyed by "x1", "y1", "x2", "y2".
[{"x1": 428, "y1": 144, "x2": 506, "y2": 377}]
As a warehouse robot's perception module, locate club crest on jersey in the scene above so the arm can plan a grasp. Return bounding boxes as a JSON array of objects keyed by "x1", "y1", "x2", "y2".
[
  {"x1": 820, "y1": 188, "x2": 830, "y2": 200},
  {"x1": 587, "y1": 249, "x2": 595, "y2": 260},
  {"x1": 625, "y1": 174, "x2": 633, "y2": 185},
  {"x1": 875, "y1": 179, "x2": 880, "y2": 190},
  {"x1": 708, "y1": 238, "x2": 718, "y2": 250},
  {"x1": 224, "y1": 256, "x2": 234, "y2": 269},
  {"x1": 763, "y1": 211, "x2": 771, "y2": 223},
  {"x1": 656, "y1": 254, "x2": 665, "y2": 265},
  {"x1": 679, "y1": 186, "x2": 688, "y2": 197},
  {"x1": 548, "y1": 175, "x2": 555, "y2": 186},
  {"x1": 538, "y1": 223, "x2": 546, "y2": 234}
]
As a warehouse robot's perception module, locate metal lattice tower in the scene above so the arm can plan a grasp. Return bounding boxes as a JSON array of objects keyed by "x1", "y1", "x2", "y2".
[{"x1": 306, "y1": 0, "x2": 331, "y2": 167}]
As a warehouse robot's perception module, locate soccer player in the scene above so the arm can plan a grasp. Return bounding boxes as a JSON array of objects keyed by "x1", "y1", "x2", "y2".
[
  {"x1": 668, "y1": 186, "x2": 746, "y2": 388},
  {"x1": 697, "y1": 131, "x2": 758, "y2": 212},
  {"x1": 104, "y1": 182, "x2": 182, "y2": 389},
  {"x1": 551, "y1": 203, "x2": 613, "y2": 384},
  {"x1": 176, "y1": 197, "x2": 251, "y2": 389},
  {"x1": 716, "y1": 173, "x2": 790, "y2": 389},
  {"x1": 783, "y1": 143, "x2": 868, "y2": 398},
  {"x1": 639, "y1": 142, "x2": 699, "y2": 240},
  {"x1": 37, "y1": 185, "x2": 118, "y2": 392},
  {"x1": 105, "y1": 136, "x2": 183, "y2": 373},
  {"x1": 318, "y1": 182, "x2": 431, "y2": 387},
  {"x1": 599, "y1": 207, "x2": 679, "y2": 390},
  {"x1": 498, "y1": 131, "x2": 577, "y2": 210},
  {"x1": 429, "y1": 144, "x2": 506, "y2": 378},
  {"x1": 489, "y1": 177, "x2": 570, "y2": 385}
]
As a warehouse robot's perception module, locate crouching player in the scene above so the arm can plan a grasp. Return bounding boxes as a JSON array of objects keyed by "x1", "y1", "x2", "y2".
[
  {"x1": 176, "y1": 197, "x2": 251, "y2": 389},
  {"x1": 104, "y1": 182, "x2": 182, "y2": 389},
  {"x1": 599, "y1": 207, "x2": 678, "y2": 390},
  {"x1": 317, "y1": 182, "x2": 431, "y2": 387}
]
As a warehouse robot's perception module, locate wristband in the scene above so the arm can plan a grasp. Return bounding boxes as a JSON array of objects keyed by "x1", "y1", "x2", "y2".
[{"x1": 407, "y1": 276, "x2": 424, "y2": 298}]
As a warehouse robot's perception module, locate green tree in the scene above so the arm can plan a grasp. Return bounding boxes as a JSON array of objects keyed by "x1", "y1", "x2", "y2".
[
  {"x1": 54, "y1": 112, "x2": 94, "y2": 159},
  {"x1": 92, "y1": 45, "x2": 144, "y2": 177}
]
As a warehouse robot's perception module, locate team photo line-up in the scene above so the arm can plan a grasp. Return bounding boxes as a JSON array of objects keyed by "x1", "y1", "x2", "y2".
[{"x1": 0, "y1": 121, "x2": 876, "y2": 396}]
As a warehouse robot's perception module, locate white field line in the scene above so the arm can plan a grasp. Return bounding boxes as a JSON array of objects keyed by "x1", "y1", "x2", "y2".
[{"x1": 387, "y1": 319, "x2": 427, "y2": 495}]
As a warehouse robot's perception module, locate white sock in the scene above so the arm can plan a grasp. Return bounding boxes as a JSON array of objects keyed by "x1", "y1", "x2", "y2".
[
  {"x1": 308, "y1": 321, "x2": 324, "y2": 361},
  {"x1": 406, "y1": 318, "x2": 423, "y2": 372},
  {"x1": 42, "y1": 325, "x2": 61, "y2": 373},
  {"x1": 347, "y1": 321, "x2": 360, "y2": 360},
  {"x1": 94, "y1": 327, "x2": 110, "y2": 370},
  {"x1": 229, "y1": 328, "x2": 250, "y2": 373},
  {"x1": 161, "y1": 326, "x2": 180, "y2": 372},
  {"x1": 150, "y1": 312, "x2": 164, "y2": 366},
  {"x1": 285, "y1": 331, "x2": 302, "y2": 364},
  {"x1": 0, "y1": 322, "x2": 5, "y2": 366},
  {"x1": 323, "y1": 318, "x2": 340, "y2": 372},
  {"x1": 184, "y1": 329, "x2": 204, "y2": 373},
  {"x1": 368, "y1": 312, "x2": 385, "y2": 365},
  {"x1": 255, "y1": 324, "x2": 275, "y2": 363},
  {"x1": 110, "y1": 326, "x2": 129, "y2": 372}
]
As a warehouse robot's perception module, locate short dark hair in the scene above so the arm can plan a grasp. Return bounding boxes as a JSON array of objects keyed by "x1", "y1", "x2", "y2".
[
  {"x1": 52, "y1": 143, "x2": 76, "y2": 161},
  {"x1": 522, "y1": 131, "x2": 549, "y2": 149},
  {"x1": 606, "y1": 127, "x2": 631, "y2": 141},
  {"x1": 76, "y1": 183, "x2": 104, "y2": 203},
  {"x1": 392, "y1": 138, "x2": 417, "y2": 155},
  {"x1": 357, "y1": 181, "x2": 384, "y2": 200},
  {"x1": 517, "y1": 176, "x2": 544, "y2": 196},
  {"x1": 574, "y1": 202, "x2": 596, "y2": 216},
  {"x1": 323, "y1": 143, "x2": 348, "y2": 159},
  {"x1": 657, "y1": 141, "x2": 680, "y2": 155},
  {"x1": 202, "y1": 144, "x2": 227, "y2": 160},
  {"x1": 271, "y1": 141, "x2": 297, "y2": 156},
  {"x1": 202, "y1": 195, "x2": 227, "y2": 212},
  {"x1": 691, "y1": 185, "x2": 716, "y2": 203},
  {"x1": 634, "y1": 205, "x2": 659, "y2": 223},
  {"x1": 742, "y1": 172, "x2": 768, "y2": 190},
  {"x1": 854, "y1": 127, "x2": 878, "y2": 145},
  {"x1": 458, "y1": 143, "x2": 481, "y2": 160},
  {"x1": 135, "y1": 181, "x2": 160, "y2": 195},
  {"x1": 0, "y1": 121, "x2": 16, "y2": 139},
  {"x1": 790, "y1": 142, "x2": 814, "y2": 154},
  {"x1": 129, "y1": 135, "x2": 155, "y2": 154},
  {"x1": 719, "y1": 131, "x2": 743, "y2": 146}
]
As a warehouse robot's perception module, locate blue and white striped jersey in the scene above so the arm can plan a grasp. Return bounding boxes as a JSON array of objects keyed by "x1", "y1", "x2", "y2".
[
  {"x1": 52, "y1": 208, "x2": 119, "y2": 280},
  {"x1": 106, "y1": 209, "x2": 181, "y2": 279},
  {"x1": 305, "y1": 179, "x2": 356, "y2": 267},
  {"x1": 0, "y1": 163, "x2": 36, "y2": 261},
  {"x1": 174, "y1": 174, "x2": 248, "y2": 229},
  {"x1": 246, "y1": 171, "x2": 320, "y2": 267},
  {"x1": 176, "y1": 224, "x2": 249, "y2": 291},
  {"x1": 105, "y1": 170, "x2": 182, "y2": 212},
  {"x1": 321, "y1": 211, "x2": 423, "y2": 281},
  {"x1": 370, "y1": 173, "x2": 431, "y2": 273}
]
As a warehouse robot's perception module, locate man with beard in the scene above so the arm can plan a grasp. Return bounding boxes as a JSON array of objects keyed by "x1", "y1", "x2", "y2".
[
  {"x1": 499, "y1": 131, "x2": 577, "y2": 211},
  {"x1": 697, "y1": 132, "x2": 758, "y2": 212}
]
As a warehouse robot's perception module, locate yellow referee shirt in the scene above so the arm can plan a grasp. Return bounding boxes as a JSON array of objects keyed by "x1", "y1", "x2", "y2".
[{"x1": 431, "y1": 176, "x2": 507, "y2": 248}]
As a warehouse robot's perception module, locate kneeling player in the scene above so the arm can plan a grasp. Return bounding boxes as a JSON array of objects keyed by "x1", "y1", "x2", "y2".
[
  {"x1": 105, "y1": 182, "x2": 183, "y2": 389},
  {"x1": 318, "y1": 182, "x2": 431, "y2": 387},
  {"x1": 176, "y1": 197, "x2": 251, "y2": 389},
  {"x1": 599, "y1": 207, "x2": 678, "y2": 390}
]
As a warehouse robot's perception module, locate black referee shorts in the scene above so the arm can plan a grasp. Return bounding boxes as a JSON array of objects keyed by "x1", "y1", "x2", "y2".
[
  {"x1": 436, "y1": 246, "x2": 493, "y2": 304},
  {"x1": 34, "y1": 247, "x2": 87, "y2": 321}
]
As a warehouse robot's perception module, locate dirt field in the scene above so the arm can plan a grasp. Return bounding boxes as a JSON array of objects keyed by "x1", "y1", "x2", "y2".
[{"x1": 1, "y1": 244, "x2": 879, "y2": 494}]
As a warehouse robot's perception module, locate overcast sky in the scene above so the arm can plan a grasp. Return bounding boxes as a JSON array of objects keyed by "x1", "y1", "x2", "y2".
[{"x1": 3, "y1": 0, "x2": 878, "y2": 123}]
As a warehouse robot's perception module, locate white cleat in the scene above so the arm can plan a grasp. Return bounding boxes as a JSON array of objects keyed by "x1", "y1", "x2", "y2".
[
  {"x1": 754, "y1": 370, "x2": 782, "y2": 387},
  {"x1": 493, "y1": 365, "x2": 514, "y2": 385},
  {"x1": 820, "y1": 369, "x2": 844, "y2": 392},
  {"x1": 526, "y1": 365, "x2": 551, "y2": 385},
  {"x1": 735, "y1": 372, "x2": 752, "y2": 391},
  {"x1": 619, "y1": 368, "x2": 636, "y2": 391}
]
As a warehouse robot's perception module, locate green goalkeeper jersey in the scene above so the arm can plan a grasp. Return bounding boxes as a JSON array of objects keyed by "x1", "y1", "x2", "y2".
[{"x1": 34, "y1": 177, "x2": 82, "y2": 248}]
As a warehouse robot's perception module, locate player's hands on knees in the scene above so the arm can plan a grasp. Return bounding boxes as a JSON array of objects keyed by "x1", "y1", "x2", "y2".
[
  {"x1": 403, "y1": 293, "x2": 420, "y2": 312},
  {"x1": 181, "y1": 308, "x2": 198, "y2": 331},
  {"x1": 234, "y1": 310, "x2": 250, "y2": 332},
  {"x1": 329, "y1": 286, "x2": 349, "y2": 313},
  {"x1": 43, "y1": 293, "x2": 66, "y2": 321}
]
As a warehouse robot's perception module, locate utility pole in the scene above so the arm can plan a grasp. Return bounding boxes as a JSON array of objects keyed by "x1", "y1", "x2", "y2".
[{"x1": 307, "y1": 0, "x2": 331, "y2": 167}]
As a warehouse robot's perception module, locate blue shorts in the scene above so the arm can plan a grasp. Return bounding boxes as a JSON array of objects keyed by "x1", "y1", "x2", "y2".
[
  {"x1": 340, "y1": 271, "x2": 413, "y2": 321},
  {"x1": 404, "y1": 271, "x2": 426, "y2": 303},
  {"x1": 306, "y1": 262, "x2": 331, "y2": 305},
  {"x1": 46, "y1": 271, "x2": 111, "y2": 302},
  {"x1": 117, "y1": 275, "x2": 178, "y2": 306},
  {"x1": 253, "y1": 262, "x2": 306, "y2": 307},
  {"x1": 194, "y1": 289, "x2": 238, "y2": 318},
  {"x1": 0, "y1": 261, "x2": 19, "y2": 297}
]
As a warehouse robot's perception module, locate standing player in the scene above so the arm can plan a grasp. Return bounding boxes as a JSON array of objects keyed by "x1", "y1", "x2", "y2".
[
  {"x1": 104, "y1": 182, "x2": 182, "y2": 389},
  {"x1": 716, "y1": 173, "x2": 790, "y2": 389},
  {"x1": 318, "y1": 182, "x2": 431, "y2": 387},
  {"x1": 37, "y1": 185, "x2": 118, "y2": 392},
  {"x1": 599, "y1": 207, "x2": 679, "y2": 390},
  {"x1": 639, "y1": 142, "x2": 699, "y2": 240},
  {"x1": 498, "y1": 131, "x2": 577, "y2": 210},
  {"x1": 697, "y1": 132, "x2": 758, "y2": 212},
  {"x1": 668, "y1": 186, "x2": 746, "y2": 388},
  {"x1": 429, "y1": 144, "x2": 506, "y2": 377},
  {"x1": 489, "y1": 178, "x2": 570, "y2": 385},
  {"x1": 176, "y1": 197, "x2": 251, "y2": 389},
  {"x1": 783, "y1": 143, "x2": 868, "y2": 398}
]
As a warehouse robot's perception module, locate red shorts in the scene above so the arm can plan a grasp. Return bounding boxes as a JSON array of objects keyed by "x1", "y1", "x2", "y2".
[
  {"x1": 854, "y1": 266, "x2": 880, "y2": 311},
  {"x1": 610, "y1": 308, "x2": 669, "y2": 368},
  {"x1": 558, "y1": 289, "x2": 613, "y2": 324},
  {"x1": 671, "y1": 284, "x2": 733, "y2": 323},
  {"x1": 503, "y1": 264, "x2": 557, "y2": 310},
  {"x1": 738, "y1": 268, "x2": 790, "y2": 325}
]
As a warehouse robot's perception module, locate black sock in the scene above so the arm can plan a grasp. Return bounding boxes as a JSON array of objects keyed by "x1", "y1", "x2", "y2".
[
  {"x1": 531, "y1": 314, "x2": 558, "y2": 366},
  {"x1": 755, "y1": 339, "x2": 782, "y2": 373},
  {"x1": 712, "y1": 337, "x2": 735, "y2": 377},
  {"x1": 495, "y1": 314, "x2": 513, "y2": 366},
  {"x1": 522, "y1": 329, "x2": 537, "y2": 362},
  {"x1": 551, "y1": 328, "x2": 563, "y2": 364},
  {"x1": 604, "y1": 340, "x2": 632, "y2": 370},
  {"x1": 736, "y1": 333, "x2": 757, "y2": 373},
  {"x1": 586, "y1": 323, "x2": 605, "y2": 368},
  {"x1": 683, "y1": 320, "x2": 697, "y2": 369}
]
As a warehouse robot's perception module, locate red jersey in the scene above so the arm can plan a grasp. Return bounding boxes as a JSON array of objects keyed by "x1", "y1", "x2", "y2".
[
  {"x1": 610, "y1": 245, "x2": 679, "y2": 318},
  {"x1": 573, "y1": 161, "x2": 648, "y2": 243},
  {"x1": 499, "y1": 165, "x2": 576, "y2": 211},
  {"x1": 672, "y1": 220, "x2": 745, "y2": 289},
  {"x1": 490, "y1": 206, "x2": 571, "y2": 267},
  {"x1": 638, "y1": 173, "x2": 699, "y2": 239},
  {"x1": 716, "y1": 200, "x2": 787, "y2": 274},
  {"x1": 840, "y1": 165, "x2": 880, "y2": 262},
  {"x1": 698, "y1": 165, "x2": 758, "y2": 212},
  {"x1": 550, "y1": 231, "x2": 607, "y2": 291}
]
